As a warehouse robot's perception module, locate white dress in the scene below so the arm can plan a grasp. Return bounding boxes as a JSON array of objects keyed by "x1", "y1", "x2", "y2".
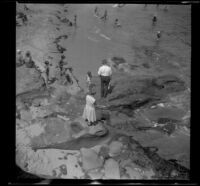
[{"x1": 82, "y1": 95, "x2": 96, "y2": 122}]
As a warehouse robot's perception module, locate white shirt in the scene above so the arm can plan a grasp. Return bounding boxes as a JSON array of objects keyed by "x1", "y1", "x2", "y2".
[{"x1": 98, "y1": 65, "x2": 112, "y2": 76}]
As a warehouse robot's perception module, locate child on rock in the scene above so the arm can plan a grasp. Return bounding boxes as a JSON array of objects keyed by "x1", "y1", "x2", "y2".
[
  {"x1": 82, "y1": 89, "x2": 97, "y2": 126},
  {"x1": 86, "y1": 71, "x2": 92, "y2": 92}
]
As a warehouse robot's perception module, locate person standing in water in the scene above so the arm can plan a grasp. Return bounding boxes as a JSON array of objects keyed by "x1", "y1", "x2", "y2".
[
  {"x1": 152, "y1": 14, "x2": 157, "y2": 26},
  {"x1": 114, "y1": 18, "x2": 121, "y2": 28},
  {"x1": 156, "y1": 30, "x2": 161, "y2": 40},
  {"x1": 101, "y1": 9, "x2": 108, "y2": 22},
  {"x1": 82, "y1": 89, "x2": 97, "y2": 126},
  {"x1": 94, "y1": 6, "x2": 99, "y2": 16},
  {"x1": 74, "y1": 14, "x2": 77, "y2": 27}
]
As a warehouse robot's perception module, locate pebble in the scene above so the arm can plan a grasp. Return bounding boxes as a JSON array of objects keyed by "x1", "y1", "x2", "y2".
[{"x1": 81, "y1": 148, "x2": 104, "y2": 171}]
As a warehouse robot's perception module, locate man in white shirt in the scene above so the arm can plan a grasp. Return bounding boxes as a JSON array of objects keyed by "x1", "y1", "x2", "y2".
[{"x1": 98, "y1": 59, "x2": 112, "y2": 98}]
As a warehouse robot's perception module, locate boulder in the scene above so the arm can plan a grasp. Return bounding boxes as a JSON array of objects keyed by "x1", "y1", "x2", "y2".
[
  {"x1": 109, "y1": 141, "x2": 123, "y2": 157},
  {"x1": 125, "y1": 167, "x2": 143, "y2": 179},
  {"x1": 104, "y1": 158, "x2": 120, "y2": 179},
  {"x1": 81, "y1": 148, "x2": 104, "y2": 171},
  {"x1": 143, "y1": 169, "x2": 155, "y2": 179},
  {"x1": 20, "y1": 110, "x2": 33, "y2": 122},
  {"x1": 88, "y1": 123, "x2": 107, "y2": 136},
  {"x1": 88, "y1": 169, "x2": 104, "y2": 179}
]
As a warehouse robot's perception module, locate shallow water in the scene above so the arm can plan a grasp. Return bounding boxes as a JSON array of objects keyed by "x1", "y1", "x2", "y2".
[{"x1": 61, "y1": 4, "x2": 190, "y2": 90}]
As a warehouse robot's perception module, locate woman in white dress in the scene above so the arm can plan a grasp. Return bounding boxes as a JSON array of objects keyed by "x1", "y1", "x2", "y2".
[{"x1": 82, "y1": 90, "x2": 97, "y2": 126}]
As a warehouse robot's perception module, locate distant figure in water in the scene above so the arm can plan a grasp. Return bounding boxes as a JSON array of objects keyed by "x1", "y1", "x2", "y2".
[
  {"x1": 101, "y1": 9, "x2": 108, "y2": 22},
  {"x1": 86, "y1": 71, "x2": 92, "y2": 92},
  {"x1": 156, "y1": 31, "x2": 161, "y2": 40},
  {"x1": 164, "y1": 5, "x2": 168, "y2": 11},
  {"x1": 114, "y1": 19, "x2": 121, "y2": 28},
  {"x1": 94, "y1": 6, "x2": 99, "y2": 16},
  {"x1": 74, "y1": 14, "x2": 77, "y2": 26},
  {"x1": 82, "y1": 89, "x2": 97, "y2": 126},
  {"x1": 152, "y1": 14, "x2": 157, "y2": 26}
]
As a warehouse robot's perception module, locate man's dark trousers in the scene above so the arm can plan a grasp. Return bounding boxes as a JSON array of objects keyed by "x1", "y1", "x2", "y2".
[{"x1": 100, "y1": 75, "x2": 111, "y2": 98}]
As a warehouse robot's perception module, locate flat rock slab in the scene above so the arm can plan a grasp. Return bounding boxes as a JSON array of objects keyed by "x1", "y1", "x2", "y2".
[
  {"x1": 81, "y1": 148, "x2": 104, "y2": 171},
  {"x1": 25, "y1": 149, "x2": 84, "y2": 178},
  {"x1": 104, "y1": 158, "x2": 120, "y2": 179},
  {"x1": 16, "y1": 66, "x2": 44, "y2": 95}
]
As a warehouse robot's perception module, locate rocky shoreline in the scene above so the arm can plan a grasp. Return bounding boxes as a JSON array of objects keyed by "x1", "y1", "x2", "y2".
[{"x1": 16, "y1": 3, "x2": 190, "y2": 180}]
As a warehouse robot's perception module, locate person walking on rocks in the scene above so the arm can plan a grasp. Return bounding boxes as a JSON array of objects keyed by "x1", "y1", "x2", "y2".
[
  {"x1": 82, "y1": 89, "x2": 97, "y2": 126},
  {"x1": 98, "y1": 59, "x2": 112, "y2": 98},
  {"x1": 24, "y1": 51, "x2": 34, "y2": 68},
  {"x1": 59, "y1": 55, "x2": 67, "y2": 77},
  {"x1": 41, "y1": 60, "x2": 50, "y2": 88},
  {"x1": 44, "y1": 60, "x2": 50, "y2": 83},
  {"x1": 16, "y1": 49, "x2": 24, "y2": 67}
]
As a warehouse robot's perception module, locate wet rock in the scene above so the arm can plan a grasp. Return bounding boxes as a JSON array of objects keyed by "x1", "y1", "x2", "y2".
[
  {"x1": 61, "y1": 154, "x2": 84, "y2": 178},
  {"x1": 88, "y1": 123, "x2": 107, "y2": 136},
  {"x1": 30, "y1": 106, "x2": 51, "y2": 119},
  {"x1": 108, "y1": 141, "x2": 123, "y2": 157},
  {"x1": 16, "y1": 119, "x2": 29, "y2": 129},
  {"x1": 81, "y1": 148, "x2": 104, "y2": 171},
  {"x1": 20, "y1": 110, "x2": 33, "y2": 122},
  {"x1": 99, "y1": 146, "x2": 110, "y2": 159},
  {"x1": 91, "y1": 145, "x2": 104, "y2": 154},
  {"x1": 151, "y1": 75, "x2": 186, "y2": 93},
  {"x1": 109, "y1": 114, "x2": 127, "y2": 126},
  {"x1": 24, "y1": 149, "x2": 84, "y2": 178},
  {"x1": 143, "y1": 169, "x2": 155, "y2": 179},
  {"x1": 88, "y1": 169, "x2": 104, "y2": 179},
  {"x1": 70, "y1": 122, "x2": 84, "y2": 134},
  {"x1": 25, "y1": 123, "x2": 45, "y2": 138},
  {"x1": 110, "y1": 56, "x2": 126, "y2": 68},
  {"x1": 104, "y1": 158, "x2": 120, "y2": 179},
  {"x1": 170, "y1": 169, "x2": 179, "y2": 177},
  {"x1": 125, "y1": 167, "x2": 143, "y2": 179},
  {"x1": 16, "y1": 128, "x2": 31, "y2": 146},
  {"x1": 16, "y1": 66, "x2": 44, "y2": 95},
  {"x1": 120, "y1": 159, "x2": 132, "y2": 168}
]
